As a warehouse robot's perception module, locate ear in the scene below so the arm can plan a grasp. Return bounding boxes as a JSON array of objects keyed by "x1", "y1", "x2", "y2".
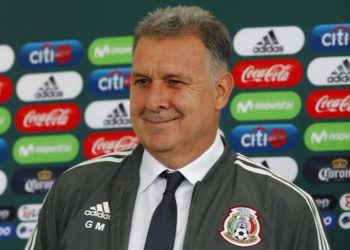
[{"x1": 214, "y1": 72, "x2": 234, "y2": 111}]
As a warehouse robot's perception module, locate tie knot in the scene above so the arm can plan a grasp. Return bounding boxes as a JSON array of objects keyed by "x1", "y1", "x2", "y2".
[{"x1": 161, "y1": 171, "x2": 185, "y2": 194}]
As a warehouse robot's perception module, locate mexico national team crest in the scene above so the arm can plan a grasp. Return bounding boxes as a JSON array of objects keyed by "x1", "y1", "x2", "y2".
[{"x1": 220, "y1": 206, "x2": 261, "y2": 247}]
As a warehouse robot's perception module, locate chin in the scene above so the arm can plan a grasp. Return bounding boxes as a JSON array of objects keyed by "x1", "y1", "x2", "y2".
[{"x1": 142, "y1": 137, "x2": 175, "y2": 154}]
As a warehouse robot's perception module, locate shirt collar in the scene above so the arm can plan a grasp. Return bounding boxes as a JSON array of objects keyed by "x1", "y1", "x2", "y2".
[{"x1": 138, "y1": 132, "x2": 224, "y2": 193}]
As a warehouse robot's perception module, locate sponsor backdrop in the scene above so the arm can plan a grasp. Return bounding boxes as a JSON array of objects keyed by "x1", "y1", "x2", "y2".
[{"x1": 0, "y1": 0, "x2": 349, "y2": 248}]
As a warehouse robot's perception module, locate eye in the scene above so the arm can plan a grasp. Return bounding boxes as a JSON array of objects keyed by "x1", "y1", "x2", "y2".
[
  {"x1": 133, "y1": 78, "x2": 150, "y2": 86},
  {"x1": 168, "y1": 79, "x2": 183, "y2": 85}
]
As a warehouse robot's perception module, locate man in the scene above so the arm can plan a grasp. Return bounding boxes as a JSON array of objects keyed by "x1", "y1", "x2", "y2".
[{"x1": 26, "y1": 5, "x2": 330, "y2": 250}]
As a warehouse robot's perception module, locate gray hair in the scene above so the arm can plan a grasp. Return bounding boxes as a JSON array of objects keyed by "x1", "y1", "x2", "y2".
[{"x1": 133, "y1": 5, "x2": 232, "y2": 81}]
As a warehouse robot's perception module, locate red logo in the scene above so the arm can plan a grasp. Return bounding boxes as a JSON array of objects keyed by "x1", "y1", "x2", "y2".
[
  {"x1": 269, "y1": 128, "x2": 287, "y2": 148},
  {"x1": 15, "y1": 103, "x2": 81, "y2": 132},
  {"x1": 233, "y1": 59, "x2": 303, "y2": 88},
  {"x1": 83, "y1": 131, "x2": 138, "y2": 159},
  {"x1": 56, "y1": 45, "x2": 72, "y2": 64},
  {"x1": 0, "y1": 76, "x2": 13, "y2": 103},
  {"x1": 306, "y1": 89, "x2": 350, "y2": 118}
]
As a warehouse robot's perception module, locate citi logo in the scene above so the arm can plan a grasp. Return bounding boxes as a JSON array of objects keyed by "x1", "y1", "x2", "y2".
[
  {"x1": 310, "y1": 24, "x2": 350, "y2": 52},
  {"x1": 304, "y1": 122, "x2": 350, "y2": 151},
  {"x1": 85, "y1": 100, "x2": 132, "y2": 129},
  {"x1": 88, "y1": 67, "x2": 131, "y2": 96},
  {"x1": 20, "y1": 40, "x2": 83, "y2": 68},
  {"x1": 307, "y1": 56, "x2": 350, "y2": 86},
  {"x1": 233, "y1": 26, "x2": 304, "y2": 56},
  {"x1": 84, "y1": 202, "x2": 111, "y2": 220},
  {"x1": 229, "y1": 124, "x2": 299, "y2": 153},
  {"x1": 16, "y1": 71, "x2": 83, "y2": 102},
  {"x1": 322, "y1": 26, "x2": 349, "y2": 47}
]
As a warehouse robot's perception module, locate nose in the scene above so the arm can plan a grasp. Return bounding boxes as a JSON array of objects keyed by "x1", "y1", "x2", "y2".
[{"x1": 144, "y1": 82, "x2": 170, "y2": 111}]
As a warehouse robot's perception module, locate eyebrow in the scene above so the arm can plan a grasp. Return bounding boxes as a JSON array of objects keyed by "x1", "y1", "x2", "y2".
[{"x1": 131, "y1": 71, "x2": 193, "y2": 82}]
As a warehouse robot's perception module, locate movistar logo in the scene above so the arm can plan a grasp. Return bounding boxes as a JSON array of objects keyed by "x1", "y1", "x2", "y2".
[
  {"x1": 237, "y1": 100, "x2": 295, "y2": 113},
  {"x1": 13, "y1": 134, "x2": 79, "y2": 164},
  {"x1": 304, "y1": 122, "x2": 350, "y2": 151},
  {"x1": 94, "y1": 45, "x2": 132, "y2": 58},
  {"x1": 88, "y1": 36, "x2": 133, "y2": 65},
  {"x1": 311, "y1": 130, "x2": 350, "y2": 144},
  {"x1": 231, "y1": 91, "x2": 301, "y2": 121}
]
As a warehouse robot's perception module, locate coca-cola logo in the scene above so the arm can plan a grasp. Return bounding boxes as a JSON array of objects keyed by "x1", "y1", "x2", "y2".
[
  {"x1": 83, "y1": 131, "x2": 138, "y2": 159},
  {"x1": 233, "y1": 59, "x2": 303, "y2": 88},
  {"x1": 15, "y1": 103, "x2": 81, "y2": 132},
  {"x1": 306, "y1": 89, "x2": 350, "y2": 118},
  {"x1": 0, "y1": 76, "x2": 13, "y2": 103}
]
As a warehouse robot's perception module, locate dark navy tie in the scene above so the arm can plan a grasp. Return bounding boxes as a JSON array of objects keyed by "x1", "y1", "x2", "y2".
[{"x1": 144, "y1": 171, "x2": 185, "y2": 250}]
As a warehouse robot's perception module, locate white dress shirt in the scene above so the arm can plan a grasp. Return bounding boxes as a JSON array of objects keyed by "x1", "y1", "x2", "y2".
[{"x1": 127, "y1": 132, "x2": 224, "y2": 250}]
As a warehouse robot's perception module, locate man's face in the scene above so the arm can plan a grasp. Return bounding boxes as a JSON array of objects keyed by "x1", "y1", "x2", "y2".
[{"x1": 130, "y1": 35, "x2": 224, "y2": 167}]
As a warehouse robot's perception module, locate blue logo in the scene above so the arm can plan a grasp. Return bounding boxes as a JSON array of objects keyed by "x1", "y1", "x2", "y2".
[
  {"x1": 229, "y1": 124, "x2": 299, "y2": 153},
  {"x1": 0, "y1": 224, "x2": 15, "y2": 239},
  {"x1": 310, "y1": 24, "x2": 350, "y2": 52},
  {"x1": 12, "y1": 168, "x2": 67, "y2": 194},
  {"x1": 321, "y1": 212, "x2": 336, "y2": 230},
  {"x1": 20, "y1": 40, "x2": 83, "y2": 69},
  {"x1": 88, "y1": 67, "x2": 131, "y2": 96},
  {"x1": 0, "y1": 139, "x2": 8, "y2": 164}
]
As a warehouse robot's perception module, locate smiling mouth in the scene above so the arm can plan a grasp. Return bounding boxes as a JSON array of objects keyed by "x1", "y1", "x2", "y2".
[
  {"x1": 145, "y1": 117, "x2": 179, "y2": 124},
  {"x1": 142, "y1": 113, "x2": 181, "y2": 124}
]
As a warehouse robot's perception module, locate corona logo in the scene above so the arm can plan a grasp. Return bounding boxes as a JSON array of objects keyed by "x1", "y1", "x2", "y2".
[
  {"x1": 37, "y1": 169, "x2": 53, "y2": 180},
  {"x1": 332, "y1": 158, "x2": 348, "y2": 169}
]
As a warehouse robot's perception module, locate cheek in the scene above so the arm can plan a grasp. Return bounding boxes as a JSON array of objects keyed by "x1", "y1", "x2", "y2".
[{"x1": 130, "y1": 92, "x2": 143, "y2": 111}]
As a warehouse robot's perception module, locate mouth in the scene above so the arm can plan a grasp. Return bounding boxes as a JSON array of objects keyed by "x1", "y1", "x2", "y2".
[
  {"x1": 145, "y1": 117, "x2": 179, "y2": 124},
  {"x1": 142, "y1": 113, "x2": 181, "y2": 125}
]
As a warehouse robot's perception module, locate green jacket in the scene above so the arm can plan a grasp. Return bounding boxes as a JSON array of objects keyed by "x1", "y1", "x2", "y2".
[{"x1": 25, "y1": 144, "x2": 330, "y2": 250}]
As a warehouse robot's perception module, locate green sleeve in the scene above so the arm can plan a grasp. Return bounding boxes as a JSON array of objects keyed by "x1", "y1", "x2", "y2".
[
  {"x1": 25, "y1": 181, "x2": 62, "y2": 250},
  {"x1": 291, "y1": 203, "x2": 331, "y2": 250}
]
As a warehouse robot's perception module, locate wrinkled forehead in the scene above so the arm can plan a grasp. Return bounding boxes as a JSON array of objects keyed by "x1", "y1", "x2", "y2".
[{"x1": 132, "y1": 35, "x2": 210, "y2": 75}]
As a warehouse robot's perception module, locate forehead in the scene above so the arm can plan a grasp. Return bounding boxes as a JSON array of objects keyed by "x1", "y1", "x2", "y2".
[{"x1": 132, "y1": 35, "x2": 209, "y2": 75}]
